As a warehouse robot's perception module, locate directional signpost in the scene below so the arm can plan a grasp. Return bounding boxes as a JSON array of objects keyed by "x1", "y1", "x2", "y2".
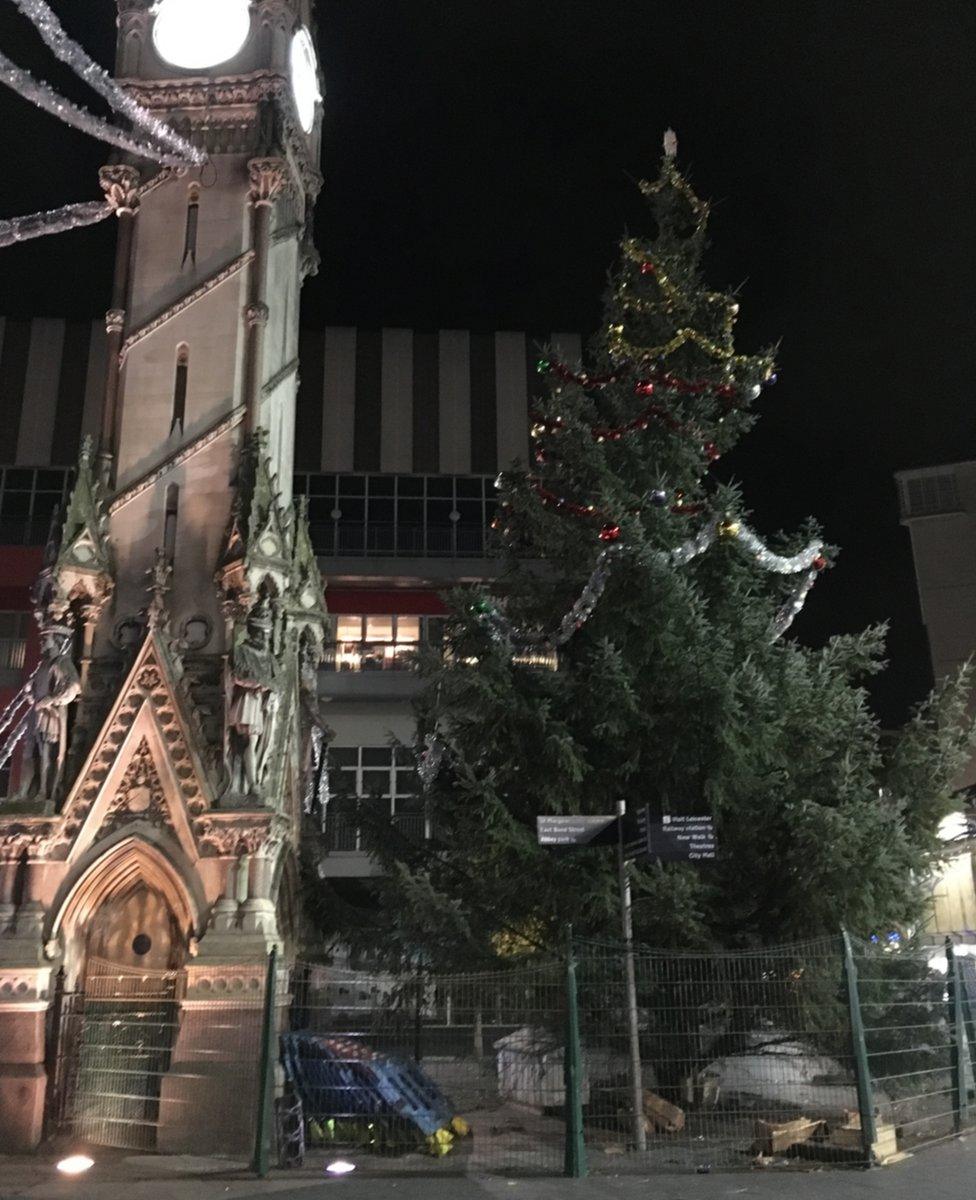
[
  {"x1": 536, "y1": 814, "x2": 619, "y2": 847},
  {"x1": 535, "y1": 803, "x2": 719, "y2": 1157},
  {"x1": 631, "y1": 810, "x2": 717, "y2": 863}
]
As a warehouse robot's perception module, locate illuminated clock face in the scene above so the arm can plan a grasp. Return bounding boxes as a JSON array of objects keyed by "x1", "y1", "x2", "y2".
[
  {"x1": 152, "y1": 0, "x2": 252, "y2": 70},
  {"x1": 290, "y1": 27, "x2": 321, "y2": 133}
]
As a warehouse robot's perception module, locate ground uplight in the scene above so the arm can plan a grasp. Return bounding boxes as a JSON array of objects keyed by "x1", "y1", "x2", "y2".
[
  {"x1": 325, "y1": 1159, "x2": 357, "y2": 1175},
  {"x1": 56, "y1": 1155, "x2": 94, "y2": 1175}
]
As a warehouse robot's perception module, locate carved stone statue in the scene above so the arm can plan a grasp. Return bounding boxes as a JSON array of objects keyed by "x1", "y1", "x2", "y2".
[
  {"x1": 26, "y1": 625, "x2": 80, "y2": 799},
  {"x1": 227, "y1": 602, "x2": 279, "y2": 796},
  {"x1": 298, "y1": 630, "x2": 332, "y2": 817}
]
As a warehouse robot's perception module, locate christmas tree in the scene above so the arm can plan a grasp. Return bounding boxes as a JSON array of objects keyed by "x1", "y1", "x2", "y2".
[{"x1": 318, "y1": 136, "x2": 973, "y2": 968}]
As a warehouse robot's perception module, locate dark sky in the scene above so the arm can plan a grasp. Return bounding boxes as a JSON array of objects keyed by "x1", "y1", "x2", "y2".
[{"x1": 0, "y1": 1, "x2": 974, "y2": 724}]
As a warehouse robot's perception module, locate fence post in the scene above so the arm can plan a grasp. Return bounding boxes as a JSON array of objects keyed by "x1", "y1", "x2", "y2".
[
  {"x1": 563, "y1": 925, "x2": 587, "y2": 1179},
  {"x1": 251, "y1": 945, "x2": 278, "y2": 1178},
  {"x1": 946, "y1": 937, "x2": 968, "y2": 1131},
  {"x1": 842, "y1": 929, "x2": 877, "y2": 1164}
]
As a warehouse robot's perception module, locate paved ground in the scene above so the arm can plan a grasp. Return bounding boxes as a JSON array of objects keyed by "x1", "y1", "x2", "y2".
[{"x1": 1, "y1": 1136, "x2": 974, "y2": 1200}]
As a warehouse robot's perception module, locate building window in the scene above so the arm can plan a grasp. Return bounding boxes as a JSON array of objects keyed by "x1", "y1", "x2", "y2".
[
  {"x1": 0, "y1": 466, "x2": 73, "y2": 546},
  {"x1": 0, "y1": 611, "x2": 28, "y2": 673},
  {"x1": 171, "y1": 345, "x2": 189, "y2": 435},
  {"x1": 901, "y1": 472, "x2": 960, "y2": 518},
  {"x1": 181, "y1": 183, "x2": 199, "y2": 267},
  {"x1": 326, "y1": 614, "x2": 443, "y2": 672},
  {"x1": 325, "y1": 746, "x2": 425, "y2": 851},
  {"x1": 293, "y1": 473, "x2": 497, "y2": 558}
]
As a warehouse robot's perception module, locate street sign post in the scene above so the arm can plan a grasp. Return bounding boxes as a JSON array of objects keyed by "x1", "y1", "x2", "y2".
[
  {"x1": 536, "y1": 814, "x2": 619, "y2": 847},
  {"x1": 631, "y1": 809, "x2": 717, "y2": 863}
]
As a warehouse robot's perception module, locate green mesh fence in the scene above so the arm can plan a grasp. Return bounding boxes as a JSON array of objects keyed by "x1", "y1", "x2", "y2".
[
  {"x1": 852, "y1": 935, "x2": 976, "y2": 1156},
  {"x1": 572, "y1": 936, "x2": 866, "y2": 1173},
  {"x1": 282, "y1": 958, "x2": 566, "y2": 1174}
]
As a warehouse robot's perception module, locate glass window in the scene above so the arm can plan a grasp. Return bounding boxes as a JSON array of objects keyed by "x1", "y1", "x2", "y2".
[
  {"x1": 364, "y1": 616, "x2": 393, "y2": 642},
  {"x1": 395, "y1": 616, "x2": 420, "y2": 642},
  {"x1": 361, "y1": 747, "x2": 392, "y2": 767},
  {"x1": 335, "y1": 615, "x2": 363, "y2": 641},
  {"x1": 368, "y1": 475, "x2": 395, "y2": 497},
  {"x1": 397, "y1": 476, "x2": 424, "y2": 497}
]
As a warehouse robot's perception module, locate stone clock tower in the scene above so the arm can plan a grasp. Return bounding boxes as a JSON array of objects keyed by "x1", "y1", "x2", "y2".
[{"x1": 0, "y1": 0, "x2": 328, "y2": 1152}]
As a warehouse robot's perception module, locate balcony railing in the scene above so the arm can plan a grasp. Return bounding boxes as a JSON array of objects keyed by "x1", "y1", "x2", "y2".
[
  {"x1": 323, "y1": 641, "x2": 420, "y2": 672},
  {"x1": 308, "y1": 521, "x2": 490, "y2": 558},
  {"x1": 0, "y1": 638, "x2": 27, "y2": 672},
  {"x1": 324, "y1": 812, "x2": 430, "y2": 852}
]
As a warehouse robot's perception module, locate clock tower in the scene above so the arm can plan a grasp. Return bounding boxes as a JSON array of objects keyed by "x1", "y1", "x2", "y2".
[{"x1": 0, "y1": 0, "x2": 329, "y2": 1153}]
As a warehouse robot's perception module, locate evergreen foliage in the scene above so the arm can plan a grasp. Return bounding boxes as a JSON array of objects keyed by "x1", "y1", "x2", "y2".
[{"x1": 315, "y1": 147, "x2": 973, "y2": 969}]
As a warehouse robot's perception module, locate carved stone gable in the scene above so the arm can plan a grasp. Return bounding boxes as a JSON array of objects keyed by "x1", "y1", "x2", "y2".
[
  {"x1": 99, "y1": 738, "x2": 169, "y2": 836},
  {"x1": 55, "y1": 631, "x2": 216, "y2": 862}
]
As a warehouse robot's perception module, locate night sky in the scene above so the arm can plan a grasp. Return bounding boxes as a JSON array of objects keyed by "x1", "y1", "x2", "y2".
[{"x1": 0, "y1": 1, "x2": 974, "y2": 724}]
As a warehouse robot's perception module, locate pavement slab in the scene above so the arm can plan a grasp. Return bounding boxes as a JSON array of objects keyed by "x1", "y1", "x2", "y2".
[{"x1": 0, "y1": 1137, "x2": 974, "y2": 1200}]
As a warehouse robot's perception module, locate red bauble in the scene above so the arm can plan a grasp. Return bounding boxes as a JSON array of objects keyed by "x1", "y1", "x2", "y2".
[
  {"x1": 813, "y1": 554, "x2": 827, "y2": 570},
  {"x1": 635, "y1": 380, "x2": 655, "y2": 396},
  {"x1": 599, "y1": 524, "x2": 622, "y2": 542},
  {"x1": 704, "y1": 442, "x2": 720, "y2": 461},
  {"x1": 640, "y1": 261, "x2": 656, "y2": 275}
]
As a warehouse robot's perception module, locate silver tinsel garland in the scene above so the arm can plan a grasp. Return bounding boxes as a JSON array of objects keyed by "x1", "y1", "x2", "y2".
[
  {"x1": 10, "y1": 0, "x2": 203, "y2": 163},
  {"x1": 0, "y1": 0, "x2": 205, "y2": 252},
  {"x1": 0, "y1": 198, "x2": 111, "y2": 250},
  {"x1": 0, "y1": 50, "x2": 194, "y2": 165},
  {"x1": 770, "y1": 566, "x2": 819, "y2": 642},
  {"x1": 479, "y1": 517, "x2": 823, "y2": 651}
]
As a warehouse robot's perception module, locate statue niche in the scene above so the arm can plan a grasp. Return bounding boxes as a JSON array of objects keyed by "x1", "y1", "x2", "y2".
[
  {"x1": 24, "y1": 623, "x2": 80, "y2": 800},
  {"x1": 226, "y1": 600, "x2": 280, "y2": 797}
]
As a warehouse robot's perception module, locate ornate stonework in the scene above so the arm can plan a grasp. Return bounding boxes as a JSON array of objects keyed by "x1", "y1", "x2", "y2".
[
  {"x1": 97, "y1": 738, "x2": 169, "y2": 836},
  {"x1": 99, "y1": 164, "x2": 141, "y2": 216}
]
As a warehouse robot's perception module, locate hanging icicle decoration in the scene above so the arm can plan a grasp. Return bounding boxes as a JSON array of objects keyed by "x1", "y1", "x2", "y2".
[
  {"x1": 9, "y1": 0, "x2": 204, "y2": 164},
  {"x1": 0, "y1": 0, "x2": 205, "y2": 251},
  {"x1": 0, "y1": 198, "x2": 112, "y2": 250},
  {"x1": 0, "y1": 50, "x2": 198, "y2": 166}
]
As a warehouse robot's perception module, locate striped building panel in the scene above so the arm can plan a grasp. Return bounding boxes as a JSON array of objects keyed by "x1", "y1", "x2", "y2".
[
  {"x1": 80, "y1": 319, "x2": 108, "y2": 449},
  {"x1": 320, "y1": 326, "x2": 357, "y2": 472},
  {"x1": 1, "y1": 322, "x2": 578, "y2": 474},
  {"x1": 380, "y1": 328, "x2": 413, "y2": 473},
  {"x1": 494, "y1": 331, "x2": 529, "y2": 470},
  {"x1": 0, "y1": 318, "x2": 31, "y2": 462},
  {"x1": 17, "y1": 318, "x2": 66, "y2": 464},
  {"x1": 438, "y1": 330, "x2": 471, "y2": 474}
]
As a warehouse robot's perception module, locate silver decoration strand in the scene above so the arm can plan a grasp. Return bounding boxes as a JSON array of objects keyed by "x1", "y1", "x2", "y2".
[
  {"x1": 0, "y1": 198, "x2": 110, "y2": 250},
  {"x1": 0, "y1": 685, "x2": 30, "y2": 741},
  {"x1": 735, "y1": 527, "x2": 822, "y2": 574},
  {"x1": 302, "y1": 724, "x2": 323, "y2": 815},
  {"x1": 479, "y1": 515, "x2": 823, "y2": 650},
  {"x1": 770, "y1": 566, "x2": 819, "y2": 642},
  {"x1": 317, "y1": 746, "x2": 332, "y2": 832},
  {"x1": 417, "y1": 732, "x2": 446, "y2": 790},
  {"x1": 0, "y1": 50, "x2": 194, "y2": 165},
  {"x1": 0, "y1": 715, "x2": 29, "y2": 772},
  {"x1": 10, "y1": 0, "x2": 204, "y2": 163}
]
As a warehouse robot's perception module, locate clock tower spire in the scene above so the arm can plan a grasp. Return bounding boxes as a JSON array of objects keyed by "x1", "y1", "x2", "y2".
[{"x1": 0, "y1": 0, "x2": 329, "y2": 1154}]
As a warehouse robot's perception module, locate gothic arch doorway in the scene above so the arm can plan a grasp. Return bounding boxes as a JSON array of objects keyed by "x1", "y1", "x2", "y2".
[{"x1": 49, "y1": 838, "x2": 196, "y2": 1149}]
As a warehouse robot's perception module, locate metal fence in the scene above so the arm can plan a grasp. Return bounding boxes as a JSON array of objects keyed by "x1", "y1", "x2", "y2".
[
  {"x1": 47, "y1": 959, "x2": 269, "y2": 1157},
  {"x1": 43, "y1": 933, "x2": 976, "y2": 1176}
]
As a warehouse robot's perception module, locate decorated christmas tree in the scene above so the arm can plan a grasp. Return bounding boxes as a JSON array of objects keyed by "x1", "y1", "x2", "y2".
[{"x1": 318, "y1": 136, "x2": 972, "y2": 968}]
